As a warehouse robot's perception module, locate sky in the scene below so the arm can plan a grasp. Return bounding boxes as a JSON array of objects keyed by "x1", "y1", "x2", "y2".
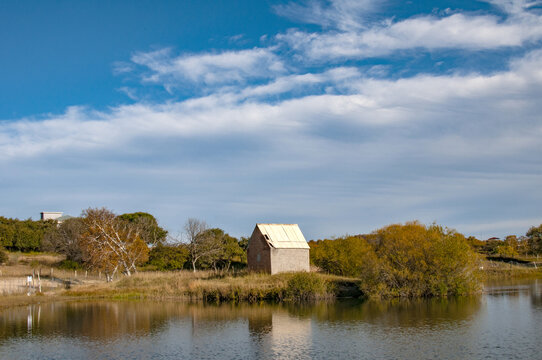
[{"x1": 1, "y1": 0, "x2": 541, "y2": 241}]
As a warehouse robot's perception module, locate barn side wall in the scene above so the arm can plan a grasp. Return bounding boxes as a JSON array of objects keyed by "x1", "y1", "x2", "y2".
[
  {"x1": 270, "y1": 248, "x2": 310, "y2": 275},
  {"x1": 247, "y1": 229, "x2": 271, "y2": 273}
]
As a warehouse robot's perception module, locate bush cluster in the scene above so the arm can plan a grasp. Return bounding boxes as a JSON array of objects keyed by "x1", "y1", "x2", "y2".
[
  {"x1": 0, "y1": 217, "x2": 57, "y2": 252},
  {"x1": 310, "y1": 221, "x2": 480, "y2": 298}
]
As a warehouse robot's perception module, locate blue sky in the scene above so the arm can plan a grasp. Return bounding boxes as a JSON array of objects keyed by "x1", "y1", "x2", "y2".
[{"x1": 1, "y1": 0, "x2": 541, "y2": 240}]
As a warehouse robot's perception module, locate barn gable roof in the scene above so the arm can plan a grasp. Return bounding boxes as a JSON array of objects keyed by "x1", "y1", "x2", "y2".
[{"x1": 256, "y1": 224, "x2": 310, "y2": 249}]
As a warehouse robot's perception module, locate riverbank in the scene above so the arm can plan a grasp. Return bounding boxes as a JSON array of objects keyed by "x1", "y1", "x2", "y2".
[
  {"x1": 481, "y1": 259, "x2": 542, "y2": 279},
  {"x1": 0, "y1": 270, "x2": 361, "y2": 308},
  {"x1": 63, "y1": 271, "x2": 361, "y2": 302},
  {"x1": 2, "y1": 258, "x2": 542, "y2": 308}
]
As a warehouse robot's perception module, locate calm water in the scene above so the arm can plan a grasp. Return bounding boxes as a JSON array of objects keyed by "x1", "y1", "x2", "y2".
[{"x1": 1, "y1": 279, "x2": 541, "y2": 359}]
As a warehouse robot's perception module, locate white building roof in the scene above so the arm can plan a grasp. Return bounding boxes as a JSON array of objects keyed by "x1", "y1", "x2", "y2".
[{"x1": 256, "y1": 224, "x2": 310, "y2": 249}]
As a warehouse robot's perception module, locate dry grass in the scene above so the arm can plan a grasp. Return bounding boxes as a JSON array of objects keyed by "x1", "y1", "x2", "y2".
[
  {"x1": 6, "y1": 252, "x2": 64, "y2": 266},
  {"x1": 0, "y1": 251, "x2": 359, "y2": 305},
  {"x1": 64, "y1": 270, "x2": 357, "y2": 302},
  {"x1": 0, "y1": 251, "x2": 105, "y2": 301},
  {"x1": 481, "y1": 260, "x2": 542, "y2": 279}
]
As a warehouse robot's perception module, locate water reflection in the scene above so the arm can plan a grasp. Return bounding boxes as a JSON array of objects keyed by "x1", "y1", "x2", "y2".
[
  {"x1": 0, "y1": 279, "x2": 541, "y2": 359},
  {"x1": 0, "y1": 301, "x2": 190, "y2": 340}
]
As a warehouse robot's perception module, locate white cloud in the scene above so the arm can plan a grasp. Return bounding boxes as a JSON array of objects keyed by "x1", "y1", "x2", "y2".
[
  {"x1": 279, "y1": 12, "x2": 542, "y2": 61},
  {"x1": 274, "y1": 0, "x2": 379, "y2": 31},
  {"x1": 2, "y1": 50, "x2": 541, "y2": 163},
  {"x1": 130, "y1": 47, "x2": 286, "y2": 90},
  {"x1": 275, "y1": 0, "x2": 542, "y2": 62}
]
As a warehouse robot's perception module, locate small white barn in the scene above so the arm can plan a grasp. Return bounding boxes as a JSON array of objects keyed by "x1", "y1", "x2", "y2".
[
  {"x1": 40, "y1": 212, "x2": 63, "y2": 221},
  {"x1": 40, "y1": 212, "x2": 72, "y2": 224},
  {"x1": 247, "y1": 224, "x2": 310, "y2": 275}
]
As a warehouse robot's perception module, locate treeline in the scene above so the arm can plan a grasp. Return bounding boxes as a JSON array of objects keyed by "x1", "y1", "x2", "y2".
[
  {"x1": 0, "y1": 209, "x2": 247, "y2": 278},
  {"x1": 0, "y1": 216, "x2": 57, "y2": 252},
  {"x1": 310, "y1": 222, "x2": 480, "y2": 298},
  {"x1": 466, "y1": 224, "x2": 542, "y2": 257}
]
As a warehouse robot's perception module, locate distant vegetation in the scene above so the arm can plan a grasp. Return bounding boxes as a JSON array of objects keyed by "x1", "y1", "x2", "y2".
[
  {"x1": 0, "y1": 216, "x2": 57, "y2": 252},
  {"x1": 1, "y1": 208, "x2": 247, "y2": 279},
  {"x1": 1, "y1": 209, "x2": 542, "y2": 300}
]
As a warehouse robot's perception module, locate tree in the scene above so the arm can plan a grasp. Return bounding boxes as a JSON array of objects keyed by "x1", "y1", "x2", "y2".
[
  {"x1": 80, "y1": 208, "x2": 149, "y2": 280},
  {"x1": 372, "y1": 222, "x2": 479, "y2": 297},
  {"x1": 42, "y1": 217, "x2": 85, "y2": 263},
  {"x1": 0, "y1": 246, "x2": 8, "y2": 265},
  {"x1": 526, "y1": 224, "x2": 542, "y2": 256},
  {"x1": 495, "y1": 235, "x2": 519, "y2": 257},
  {"x1": 198, "y1": 228, "x2": 245, "y2": 271},
  {"x1": 184, "y1": 218, "x2": 222, "y2": 272},
  {"x1": 117, "y1": 212, "x2": 168, "y2": 246},
  {"x1": 147, "y1": 243, "x2": 189, "y2": 271},
  {"x1": 309, "y1": 221, "x2": 480, "y2": 297},
  {"x1": 310, "y1": 236, "x2": 378, "y2": 278},
  {"x1": 238, "y1": 237, "x2": 249, "y2": 252},
  {"x1": 0, "y1": 216, "x2": 57, "y2": 252}
]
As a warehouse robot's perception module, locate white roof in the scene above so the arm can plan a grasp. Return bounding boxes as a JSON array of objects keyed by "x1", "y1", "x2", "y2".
[{"x1": 256, "y1": 224, "x2": 310, "y2": 249}]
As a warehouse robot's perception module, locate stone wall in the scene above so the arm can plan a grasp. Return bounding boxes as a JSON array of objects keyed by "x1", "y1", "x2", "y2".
[{"x1": 270, "y1": 248, "x2": 309, "y2": 275}]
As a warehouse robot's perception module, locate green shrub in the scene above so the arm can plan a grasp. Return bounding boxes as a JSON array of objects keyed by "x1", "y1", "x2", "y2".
[
  {"x1": 148, "y1": 244, "x2": 189, "y2": 271},
  {"x1": 285, "y1": 272, "x2": 330, "y2": 301}
]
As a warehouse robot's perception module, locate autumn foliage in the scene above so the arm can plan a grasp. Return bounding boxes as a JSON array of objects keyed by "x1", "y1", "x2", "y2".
[
  {"x1": 80, "y1": 208, "x2": 149, "y2": 279},
  {"x1": 310, "y1": 221, "x2": 480, "y2": 298}
]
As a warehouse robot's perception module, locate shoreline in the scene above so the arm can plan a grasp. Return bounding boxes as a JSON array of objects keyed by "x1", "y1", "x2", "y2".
[{"x1": 2, "y1": 258, "x2": 541, "y2": 310}]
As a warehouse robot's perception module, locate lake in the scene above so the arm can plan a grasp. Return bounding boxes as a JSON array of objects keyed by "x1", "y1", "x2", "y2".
[{"x1": 1, "y1": 279, "x2": 541, "y2": 359}]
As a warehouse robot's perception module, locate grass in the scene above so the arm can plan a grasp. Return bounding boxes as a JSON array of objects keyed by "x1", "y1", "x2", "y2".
[
  {"x1": 63, "y1": 270, "x2": 359, "y2": 303},
  {"x1": 480, "y1": 259, "x2": 542, "y2": 280}
]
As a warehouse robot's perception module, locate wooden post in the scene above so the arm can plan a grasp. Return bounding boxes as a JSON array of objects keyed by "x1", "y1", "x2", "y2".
[
  {"x1": 37, "y1": 272, "x2": 42, "y2": 293},
  {"x1": 27, "y1": 275, "x2": 32, "y2": 296}
]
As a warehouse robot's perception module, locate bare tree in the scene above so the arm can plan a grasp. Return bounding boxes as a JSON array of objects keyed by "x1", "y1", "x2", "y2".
[
  {"x1": 80, "y1": 208, "x2": 149, "y2": 280},
  {"x1": 184, "y1": 218, "x2": 222, "y2": 272},
  {"x1": 42, "y1": 217, "x2": 85, "y2": 263}
]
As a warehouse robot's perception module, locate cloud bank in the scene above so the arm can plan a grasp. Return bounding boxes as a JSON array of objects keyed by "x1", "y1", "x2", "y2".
[{"x1": 1, "y1": 0, "x2": 541, "y2": 239}]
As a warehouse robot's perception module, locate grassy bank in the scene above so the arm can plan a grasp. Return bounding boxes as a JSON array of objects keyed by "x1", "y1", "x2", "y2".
[
  {"x1": 481, "y1": 259, "x2": 542, "y2": 280},
  {"x1": 0, "y1": 251, "x2": 360, "y2": 306},
  {"x1": 63, "y1": 271, "x2": 361, "y2": 302},
  {"x1": 3, "y1": 250, "x2": 542, "y2": 308}
]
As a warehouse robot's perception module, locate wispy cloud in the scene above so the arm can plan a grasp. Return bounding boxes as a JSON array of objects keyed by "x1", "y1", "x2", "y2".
[
  {"x1": 274, "y1": 0, "x2": 379, "y2": 31},
  {"x1": 276, "y1": 0, "x2": 542, "y2": 62},
  {"x1": 129, "y1": 47, "x2": 286, "y2": 92}
]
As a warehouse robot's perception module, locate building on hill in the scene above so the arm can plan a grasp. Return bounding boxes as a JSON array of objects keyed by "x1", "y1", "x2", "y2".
[
  {"x1": 247, "y1": 223, "x2": 310, "y2": 274},
  {"x1": 40, "y1": 211, "x2": 72, "y2": 224}
]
